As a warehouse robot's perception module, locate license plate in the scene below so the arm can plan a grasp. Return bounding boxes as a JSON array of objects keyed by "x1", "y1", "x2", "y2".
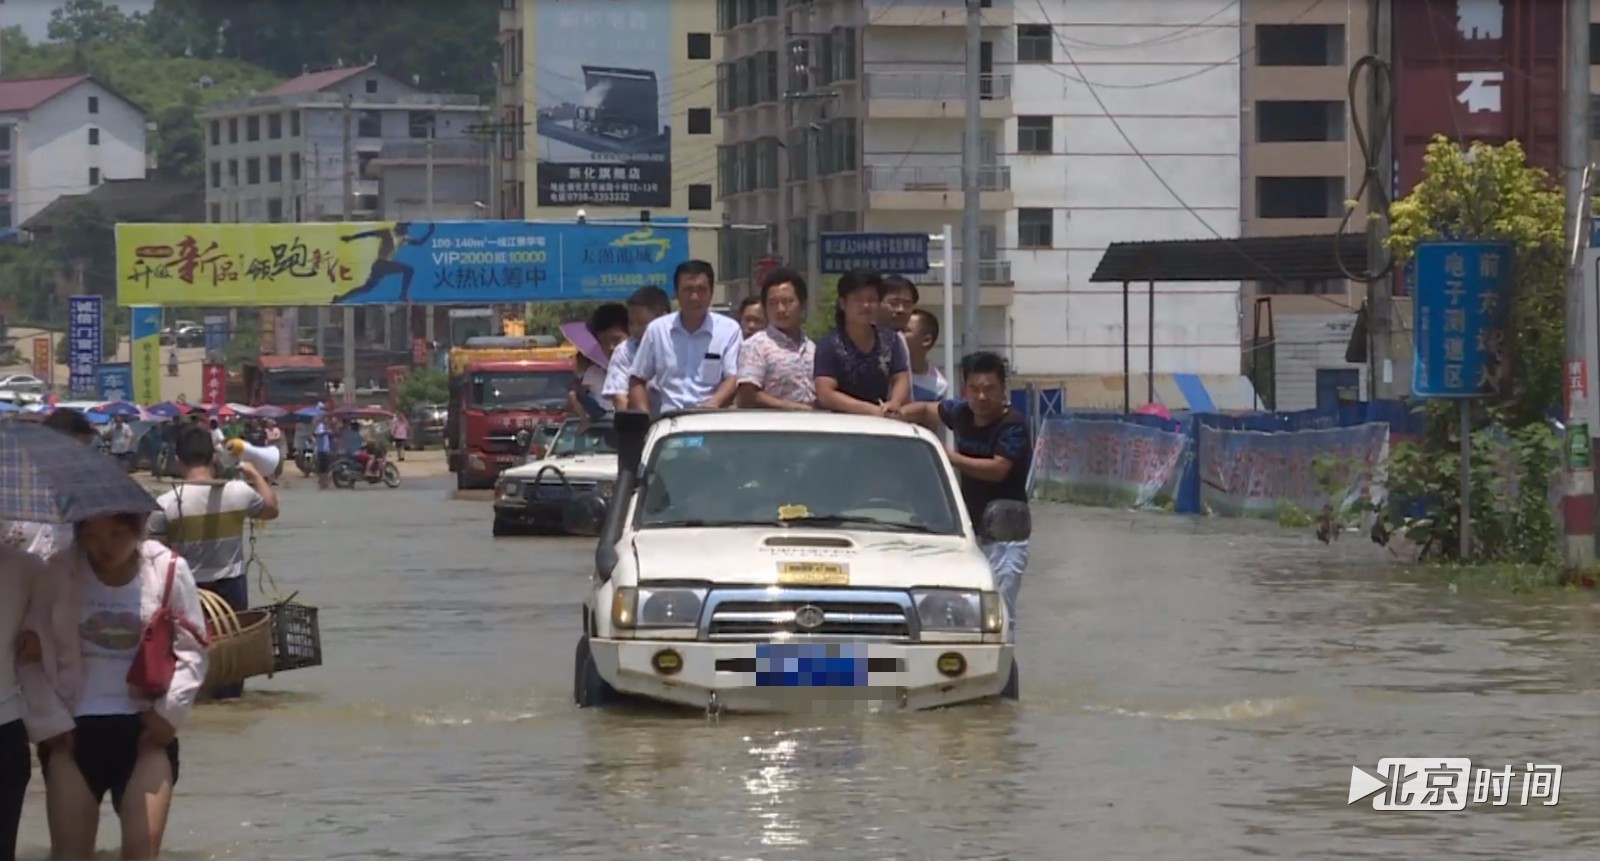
[
  {"x1": 533, "y1": 483, "x2": 571, "y2": 500},
  {"x1": 755, "y1": 643, "x2": 867, "y2": 687}
]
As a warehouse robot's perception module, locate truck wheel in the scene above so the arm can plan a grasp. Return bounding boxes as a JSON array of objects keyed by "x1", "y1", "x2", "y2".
[
  {"x1": 455, "y1": 470, "x2": 467, "y2": 490},
  {"x1": 574, "y1": 636, "x2": 616, "y2": 708},
  {"x1": 1002, "y1": 658, "x2": 1020, "y2": 701}
]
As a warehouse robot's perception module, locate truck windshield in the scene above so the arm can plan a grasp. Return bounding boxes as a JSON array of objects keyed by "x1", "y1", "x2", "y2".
[
  {"x1": 550, "y1": 421, "x2": 619, "y2": 456},
  {"x1": 470, "y1": 371, "x2": 574, "y2": 411},
  {"x1": 637, "y1": 431, "x2": 962, "y2": 535},
  {"x1": 264, "y1": 371, "x2": 325, "y2": 404}
]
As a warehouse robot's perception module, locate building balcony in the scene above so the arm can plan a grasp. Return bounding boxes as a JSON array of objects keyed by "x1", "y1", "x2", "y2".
[
  {"x1": 864, "y1": 164, "x2": 1011, "y2": 210},
  {"x1": 864, "y1": 72, "x2": 1012, "y2": 120},
  {"x1": 908, "y1": 258, "x2": 1012, "y2": 286},
  {"x1": 866, "y1": 1, "x2": 1014, "y2": 28}
]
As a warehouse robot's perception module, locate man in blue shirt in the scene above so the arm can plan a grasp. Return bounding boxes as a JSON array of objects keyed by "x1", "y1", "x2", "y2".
[
  {"x1": 628, "y1": 260, "x2": 743, "y2": 415},
  {"x1": 314, "y1": 414, "x2": 335, "y2": 490},
  {"x1": 899, "y1": 351, "x2": 1031, "y2": 639}
]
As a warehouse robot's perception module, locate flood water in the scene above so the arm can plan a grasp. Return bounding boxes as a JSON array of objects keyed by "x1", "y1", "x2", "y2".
[{"x1": 16, "y1": 478, "x2": 1600, "y2": 860}]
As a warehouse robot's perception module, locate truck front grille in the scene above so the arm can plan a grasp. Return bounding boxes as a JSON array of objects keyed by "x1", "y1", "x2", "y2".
[{"x1": 702, "y1": 588, "x2": 915, "y2": 641}]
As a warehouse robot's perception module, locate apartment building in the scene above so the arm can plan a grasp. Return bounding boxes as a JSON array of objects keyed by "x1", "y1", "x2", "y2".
[
  {"x1": 715, "y1": 0, "x2": 1243, "y2": 378},
  {"x1": 200, "y1": 64, "x2": 487, "y2": 224},
  {"x1": 0, "y1": 74, "x2": 147, "y2": 231},
  {"x1": 515, "y1": 0, "x2": 723, "y2": 273},
  {"x1": 1240, "y1": 0, "x2": 1370, "y2": 411}
]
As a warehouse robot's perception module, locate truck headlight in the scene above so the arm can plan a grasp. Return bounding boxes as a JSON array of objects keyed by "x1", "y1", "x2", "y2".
[
  {"x1": 497, "y1": 479, "x2": 520, "y2": 500},
  {"x1": 612, "y1": 587, "x2": 706, "y2": 629},
  {"x1": 912, "y1": 589, "x2": 983, "y2": 631}
]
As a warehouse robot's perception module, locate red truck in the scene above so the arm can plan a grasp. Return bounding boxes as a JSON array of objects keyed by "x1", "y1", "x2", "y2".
[
  {"x1": 445, "y1": 339, "x2": 577, "y2": 489},
  {"x1": 230, "y1": 355, "x2": 329, "y2": 409}
]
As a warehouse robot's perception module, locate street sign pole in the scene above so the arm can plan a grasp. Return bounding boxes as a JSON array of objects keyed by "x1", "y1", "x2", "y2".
[{"x1": 1412, "y1": 241, "x2": 1513, "y2": 561}]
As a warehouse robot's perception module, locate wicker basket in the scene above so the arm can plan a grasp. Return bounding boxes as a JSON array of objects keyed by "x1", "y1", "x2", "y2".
[{"x1": 198, "y1": 590, "x2": 276, "y2": 693}]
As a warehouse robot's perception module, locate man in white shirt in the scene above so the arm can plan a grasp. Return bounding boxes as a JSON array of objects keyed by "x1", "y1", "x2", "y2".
[
  {"x1": 603, "y1": 284, "x2": 673, "y2": 413},
  {"x1": 149, "y1": 425, "x2": 280, "y2": 699},
  {"x1": 628, "y1": 260, "x2": 743, "y2": 415},
  {"x1": 907, "y1": 309, "x2": 951, "y2": 402},
  {"x1": 107, "y1": 414, "x2": 136, "y2": 470}
]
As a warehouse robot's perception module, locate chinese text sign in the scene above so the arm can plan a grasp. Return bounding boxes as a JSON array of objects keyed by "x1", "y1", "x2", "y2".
[
  {"x1": 820, "y1": 233, "x2": 932, "y2": 276},
  {"x1": 1412, "y1": 241, "x2": 1512, "y2": 398},
  {"x1": 130, "y1": 306, "x2": 162, "y2": 405},
  {"x1": 67, "y1": 295, "x2": 101, "y2": 397},
  {"x1": 96, "y1": 364, "x2": 132, "y2": 403}
]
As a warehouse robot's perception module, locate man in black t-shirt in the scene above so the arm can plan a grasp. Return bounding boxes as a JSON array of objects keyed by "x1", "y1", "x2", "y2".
[{"x1": 900, "y1": 351, "x2": 1031, "y2": 639}]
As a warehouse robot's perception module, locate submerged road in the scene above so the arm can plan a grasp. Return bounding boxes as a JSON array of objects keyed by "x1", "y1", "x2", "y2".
[{"x1": 16, "y1": 476, "x2": 1600, "y2": 859}]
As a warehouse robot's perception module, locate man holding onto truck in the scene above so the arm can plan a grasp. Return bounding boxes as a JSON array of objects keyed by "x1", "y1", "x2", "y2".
[
  {"x1": 629, "y1": 261, "x2": 743, "y2": 415},
  {"x1": 603, "y1": 285, "x2": 672, "y2": 414}
]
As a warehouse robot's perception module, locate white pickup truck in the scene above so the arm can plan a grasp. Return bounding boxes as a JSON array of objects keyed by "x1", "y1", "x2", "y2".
[{"x1": 564, "y1": 409, "x2": 1018, "y2": 715}]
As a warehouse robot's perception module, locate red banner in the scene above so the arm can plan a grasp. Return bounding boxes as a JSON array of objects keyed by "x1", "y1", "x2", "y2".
[
  {"x1": 752, "y1": 254, "x2": 781, "y2": 292},
  {"x1": 412, "y1": 337, "x2": 429, "y2": 366},
  {"x1": 30, "y1": 337, "x2": 52, "y2": 387},
  {"x1": 201, "y1": 362, "x2": 226, "y2": 406}
]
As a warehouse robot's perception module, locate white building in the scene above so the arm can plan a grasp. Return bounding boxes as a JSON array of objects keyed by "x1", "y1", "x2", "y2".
[
  {"x1": 0, "y1": 74, "x2": 148, "y2": 231},
  {"x1": 716, "y1": 0, "x2": 1242, "y2": 383}
]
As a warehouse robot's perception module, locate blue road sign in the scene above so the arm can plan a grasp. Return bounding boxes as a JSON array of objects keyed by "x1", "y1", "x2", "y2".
[
  {"x1": 96, "y1": 363, "x2": 133, "y2": 403},
  {"x1": 204, "y1": 315, "x2": 228, "y2": 356},
  {"x1": 819, "y1": 232, "x2": 931, "y2": 275},
  {"x1": 1412, "y1": 241, "x2": 1513, "y2": 399}
]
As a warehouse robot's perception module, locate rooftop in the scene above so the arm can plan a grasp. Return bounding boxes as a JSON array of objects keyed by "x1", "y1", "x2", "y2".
[
  {"x1": 22, "y1": 171, "x2": 204, "y2": 233},
  {"x1": 264, "y1": 64, "x2": 377, "y2": 96},
  {"x1": 0, "y1": 74, "x2": 90, "y2": 113}
]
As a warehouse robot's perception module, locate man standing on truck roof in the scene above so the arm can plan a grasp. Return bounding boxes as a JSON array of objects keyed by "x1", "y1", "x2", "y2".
[
  {"x1": 628, "y1": 260, "x2": 743, "y2": 415},
  {"x1": 897, "y1": 352, "x2": 1031, "y2": 640},
  {"x1": 603, "y1": 285, "x2": 672, "y2": 414}
]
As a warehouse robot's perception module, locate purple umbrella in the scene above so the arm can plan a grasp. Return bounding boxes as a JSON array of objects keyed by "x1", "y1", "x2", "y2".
[
  {"x1": 560, "y1": 321, "x2": 609, "y2": 369},
  {"x1": 252, "y1": 405, "x2": 289, "y2": 418}
]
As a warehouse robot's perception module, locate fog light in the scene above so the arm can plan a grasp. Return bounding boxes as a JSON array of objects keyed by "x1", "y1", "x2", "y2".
[
  {"x1": 652, "y1": 649, "x2": 683, "y2": 675},
  {"x1": 936, "y1": 652, "x2": 966, "y2": 678}
]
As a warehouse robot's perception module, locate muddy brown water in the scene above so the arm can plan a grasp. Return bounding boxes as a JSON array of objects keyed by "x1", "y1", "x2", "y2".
[{"x1": 15, "y1": 479, "x2": 1600, "y2": 859}]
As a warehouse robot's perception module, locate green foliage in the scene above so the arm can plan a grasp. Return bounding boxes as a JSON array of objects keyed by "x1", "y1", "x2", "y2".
[
  {"x1": 1375, "y1": 137, "x2": 1565, "y2": 567},
  {"x1": 395, "y1": 368, "x2": 448, "y2": 415},
  {"x1": 526, "y1": 302, "x2": 602, "y2": 338},
  {"x1": 804, "y1": 280, "x2": 840, "y2": 342},
  {"x1": 222, "y1": 329, "x2": 259, "y2": 371}
]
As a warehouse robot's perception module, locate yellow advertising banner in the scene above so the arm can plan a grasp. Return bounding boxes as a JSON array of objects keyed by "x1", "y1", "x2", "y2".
[
  {"x1": 30, "y1": 337, "x2": 52, "y2": 387},
  {"x1": 129, "y1": 307, "x2": 163, "y2": 405}
]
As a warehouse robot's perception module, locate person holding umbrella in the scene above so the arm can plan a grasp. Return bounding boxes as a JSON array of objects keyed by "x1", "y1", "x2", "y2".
[
  {"x1": 0, "y1": 538, "x2": 46, "y2": 859},
  {"x1": 0, "y1": 420, "x2": 205, "y2": 861},
  {"x1": 2, "y1": 409, "x2": 99, "y2": 560}
]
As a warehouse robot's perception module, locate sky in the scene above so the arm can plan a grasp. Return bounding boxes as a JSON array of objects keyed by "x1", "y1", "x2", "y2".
[{"x1": 3, "y1": 0, "x2": 155, "y2": 41}]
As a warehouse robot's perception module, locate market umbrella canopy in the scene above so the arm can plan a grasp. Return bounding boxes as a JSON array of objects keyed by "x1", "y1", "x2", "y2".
[
  {"x1": 0, "y1": 423, "x2": 159, "y2": 523},
  {"x1": 147, "y1": 401, "x2": 190, "y2": 419},
  {"x1": 92, "y1": 401, "x2": 144, "y2": 418},
  {"x1": 252, "y1": 405, "x2": 289, "y2": 418}
]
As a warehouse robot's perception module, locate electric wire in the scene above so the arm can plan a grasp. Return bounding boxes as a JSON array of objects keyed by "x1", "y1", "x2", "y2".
[{"x1": 1333, "y1": 52, "x2": 1396, "y2": 284}]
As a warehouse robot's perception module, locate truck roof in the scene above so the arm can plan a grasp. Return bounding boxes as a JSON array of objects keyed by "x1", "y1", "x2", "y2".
[
  {"x1": 449, "y1": 344, "x2": 576, "y2": 376},
  {"x1": 468, "y1": 359, "x2": 574, "y2": 372},
  {"x1": 256, "y1": 355, "x2": 325, "y2": 370}
]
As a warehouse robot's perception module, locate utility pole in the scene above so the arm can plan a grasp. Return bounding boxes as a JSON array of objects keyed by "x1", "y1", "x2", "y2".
[
  {"x1": 785, "y1": 29, "x2": 824, "y2": 319},
  {"x1": 341, "y1": 93, "x2": 356, "y2": 404},
  {"x1": 313, "y1": 142, "x2": 325, "y2": 360},
  {"x1": 960, "y1": 0, "x2": 982, "y2": 358},
  {"x1": 425, "y1": 118, "x2": 437, "y2": 346},
  {"x1": 1562, "y1": 0, "x2": 1595, "y2": 569},
  {"x1": 1366, "y1": 0, "x2": 1394, "y2": 400}
]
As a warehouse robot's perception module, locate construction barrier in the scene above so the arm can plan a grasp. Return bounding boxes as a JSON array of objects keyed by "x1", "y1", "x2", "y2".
[{"x1": 1029, "y1": 418, "x2": 1191, "y2": 509}]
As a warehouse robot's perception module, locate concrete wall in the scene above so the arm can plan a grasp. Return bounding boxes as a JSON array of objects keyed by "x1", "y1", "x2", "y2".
[{"x1": 13, "y1": 80, "x2": 146, "y2": 223}]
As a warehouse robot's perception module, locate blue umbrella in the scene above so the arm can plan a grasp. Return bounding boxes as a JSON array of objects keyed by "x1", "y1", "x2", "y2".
[
  {"x1": 147, "y1": 401, "x2": 189, "y2": 419},
  {"x1": 91, "y1": 400, "x2": 143, "y2": 418},
  {"x1": 294, "y1": 405, "x2": 325, "y2": 417},
  {"x1": 253, "y1": 405, "x2": 289, "y2": 418},
  {"x1": 0, "y1": 423, "x2": 158, "y2": 523},
  {"x1": 0, "y1": 402, "x2": 16, "y2": 414},
  {"x1": 82, "y1": 411, "x2": 111, "y2": 426}
]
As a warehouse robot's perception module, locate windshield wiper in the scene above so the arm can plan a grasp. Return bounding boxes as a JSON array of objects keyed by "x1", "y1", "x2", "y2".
[{"x1": 780, "y1": 515, "x2": 937, "y2": 533}]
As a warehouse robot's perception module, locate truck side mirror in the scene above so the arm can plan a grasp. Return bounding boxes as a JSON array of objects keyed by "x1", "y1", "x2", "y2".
[
  {"x1": 979, "y1": 499, "x2": 1031, "y2": 543},
  {"x1": 614, "y1": 410, "x2": 650, "y2": 475},
  {"x1": 563, "y1": 491, "x2": 607, "y2": 537}
]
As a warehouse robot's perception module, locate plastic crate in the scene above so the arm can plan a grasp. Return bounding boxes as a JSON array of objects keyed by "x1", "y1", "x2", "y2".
[{"x1": 267, "y1": 601, "x2": 323, "y2": 673}]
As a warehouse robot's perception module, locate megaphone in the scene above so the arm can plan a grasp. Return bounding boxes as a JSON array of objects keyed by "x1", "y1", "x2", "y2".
[{"x1": 225, "y1": 439, "x2": 282, "y2": 475}]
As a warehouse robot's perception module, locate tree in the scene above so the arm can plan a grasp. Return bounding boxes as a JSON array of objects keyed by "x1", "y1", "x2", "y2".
[
  {"x1": 47, "y1": 0, "x2": 144, "y2": 43},
  {"x1": 395, "y1": 368, "x2": 448, "y2": 415},
  {"x1": 1377, "y1": 136, "x2": 1564, "y2": 564}
]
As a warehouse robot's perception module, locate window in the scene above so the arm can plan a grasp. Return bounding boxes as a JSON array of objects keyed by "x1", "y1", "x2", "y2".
[
  {"x1": 228, "y1": 118, "x2": 238, "y2": 144},
  {"x1": 1255, "y1": 278, "x2": 1340, "y2": 296},
  {"x1": 246, "y1": 157, "x2": 261, "y2": 184},
  {"x1": 358, "y1": 110, "x2": 382, "y2": 138},
  {"x1": 88, "y1": 167, "x2": 100, "y2": 185},
  {"x1": 268, "y1": 155, "x2": 283, "y2": 182},
  {"x1": 246, "y1": 115, "x2": 260, "y2": 141},
  {"x1": 820, "y1": 118, "x2": 856, "y2": 175},
  {"x1": 358, "y1": 151, "x2": 377, "y2": 178},
  {"x1": 291, "y1": 152, "x2": 302, "y2": 180},
  {"x1": 267, "y1": 198, "x2": 284, "y2": 222},
  {"x1": 268, "y1": 113, "x2": 282, "y2": 139},
  {"x1": 688, "y1": 183, "x2": 713, "y2": 211},
  {"x1": 1017, "y1": 24, "x2": 1053, "y2": 62},
  {"x1": 0, "y1": 165, "x2": 9, "y2": 190},
  {"x1": 1256, "y1": 100, "x2": 1345, "y2": 142},
  {"x1": 209, "y1": 162, "x2": 221, "y2": 188},
  {"x1": 687, "y1": 108, "x2": 712, "y2": 135},
  {"x1": 409, "y1": 111, "x2": 435, "y2": 139},
  {"x1": 0, "y1": 126, "x2": 10, "y2": 153},
  {"x1": 87, "y1": 127, "x2": 99, "y2": 146},
  {"x1": 687, "y1": 32, "x2": 712, "y2": 61},
  {"x1": 1256, "y1": 176, "x2": 1344, "y2": 218},
  {"x1": 210, "y1": 120, "x2": 220, "y2": 146},
  {"x1": 1018, "y1": 208, "x2": 1053, "y2": 248},
  {"x1": 0, "y1": 204, "x2": 9, "y2": 230},
  {"x1": 209, "y1": 202, "x2": 221, "y2": 223},
  {"x1": 1592, "y1": 24, "x2": 1600, "y2": 64},
  {"x1": 1017, "y1": 116, "x2": 1052, "y2": 154},
  {"x1": 1255, "y1": 24, "x2": 1344, "y2": 66},
  {"x1": 87, "y1": 95, "x2": 99, "y2": 114},
  {"x1": 365, "y1": 78, "x2": 378, "y2": 94},
  {"x1": 227, "y1": 159, "x2": 238, "y2": 185},
  {"x1": 290, "y1": 111, "x2": 301, "y2": 136}
]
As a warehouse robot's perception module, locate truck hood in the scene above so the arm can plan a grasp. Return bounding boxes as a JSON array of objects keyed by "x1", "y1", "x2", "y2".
[
  {"x1": 629, "y1": 528, "x2": 992, "y2": 591},
  {"x1": 503, "y1": 453, "x2": 618, "y2": 480}
]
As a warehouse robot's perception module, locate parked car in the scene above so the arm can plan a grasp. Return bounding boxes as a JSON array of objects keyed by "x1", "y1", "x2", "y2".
[
  {"x1": 0, "y1": 373, "x2": 47, "y2": 394},
  {"x1": 407, "y1": 402, "x2": 447, "y2": 449}
]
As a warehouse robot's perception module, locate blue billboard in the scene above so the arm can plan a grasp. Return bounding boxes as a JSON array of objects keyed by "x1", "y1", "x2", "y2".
[
  {"x1": 96, "y1": 363, "x2": 133, "y2": 403},
  {"x1": 67, "y1": 295, "x2": 102, "y2": 396},
  {"x1": 1412, "y1": 241, "x2": 1512, "y2": 399},
  {"x1": 819, "y1": 232, "x2": 932, "y2": 275}
]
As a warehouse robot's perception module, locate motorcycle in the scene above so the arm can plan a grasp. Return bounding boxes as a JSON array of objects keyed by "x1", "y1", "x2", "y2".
[
  {"x1": 331, "y1": 453, "x2": 401, "y2": 489},
  {"x1": 296, "y1": 445, "x2": 316, "y2": 478}
]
